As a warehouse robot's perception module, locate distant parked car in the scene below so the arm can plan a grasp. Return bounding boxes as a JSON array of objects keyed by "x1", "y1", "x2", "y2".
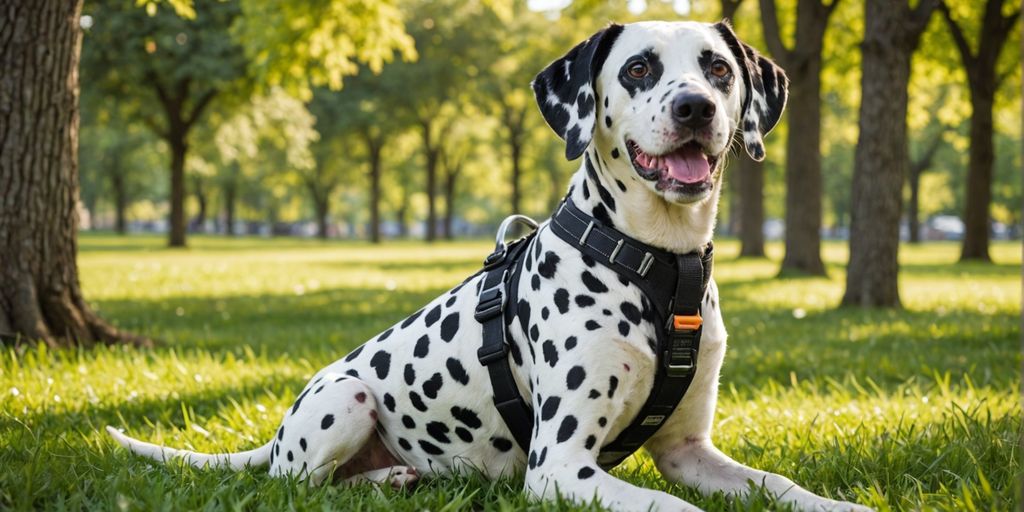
[{"x1": 924, "y1": 215, "x2": 965, "y2": 241}]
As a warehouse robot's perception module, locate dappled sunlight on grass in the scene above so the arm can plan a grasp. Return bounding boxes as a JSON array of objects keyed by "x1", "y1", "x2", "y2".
[{"x1": 1, "y1": 234, "x2": 1019, "y2": 510}]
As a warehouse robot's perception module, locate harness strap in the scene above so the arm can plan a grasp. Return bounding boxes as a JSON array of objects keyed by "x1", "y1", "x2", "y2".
[
  {"x1": 476, "y1": 200, "x2": 713, "y2": 469},
  {"x1": 475, "y1": 236, "x2": 534, "y2": 452}
]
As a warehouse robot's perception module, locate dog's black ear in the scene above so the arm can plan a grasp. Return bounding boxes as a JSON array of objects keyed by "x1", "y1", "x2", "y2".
[
  {"x1": 532, "y1": 24, "x2": 624, "y2": 160},
  {"x1": 713, "y1": 21, "x2": 788, "y2": 161}
]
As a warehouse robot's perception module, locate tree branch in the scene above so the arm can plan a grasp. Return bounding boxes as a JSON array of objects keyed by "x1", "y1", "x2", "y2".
[
  {"x1": 909, "y1": 0, "x2": 940, "y2": 35},
  {"x1": 758, "y1": 0, "x2": 792, "y2": 63},
  {"x1": 938, "y1": 1, "x2": 978, "y2": 71},
  {"x1": 184, "y1": 89, "x2": 218, "y2": 128}
]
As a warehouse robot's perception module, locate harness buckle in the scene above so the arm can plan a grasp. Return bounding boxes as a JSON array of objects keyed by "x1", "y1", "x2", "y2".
[
  {"x1": 474, "y1": 270, "x2": 509, "y2": 322},
  {"x1": 478, "y1": 340, "x2": 510, "y2": 365},
  {"x1": 665, "y1": 347, "x2": 697, "y2": 377},
  {"x1": 672, "y1": 313, "x2": 702, "y2": 331}
]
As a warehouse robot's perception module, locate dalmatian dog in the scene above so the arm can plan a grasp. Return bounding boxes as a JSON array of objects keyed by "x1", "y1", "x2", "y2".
[{"x1": 107, "y1": 21, "x2": 872, "y2": 512}]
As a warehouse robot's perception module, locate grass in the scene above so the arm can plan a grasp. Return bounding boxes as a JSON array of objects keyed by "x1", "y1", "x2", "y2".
[{"x1": 1, "y1": 234, "x2": 1020, "y2": 511}]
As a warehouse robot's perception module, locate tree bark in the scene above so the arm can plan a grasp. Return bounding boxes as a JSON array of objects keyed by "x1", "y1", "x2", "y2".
[
  {"x1": 842, "y1": 0, "x2": 936, "y2": 308},
  {"x1": 190, "y1": 176, "x2": 207, "y2": 233},
  {"x1": 420, "y1": 120, "x2": 440, "y2": 242},
  {"x1": 939, "y1": 0, "x2": 1020, "y2": 262},
  {"x1": 0, "y1": 0, "x2": 149, "y2": 347},
  {"x1": 168, "y1": 131, "x2": 187, "y2": 246},
  {"x1": 442, "y1": 153, "x2": 462, "y2": 240},
  {"x1": 760, "y1": 0, "x2": 839, "y2": 276},
  {"x1": 112, "y1": 171, "x2": 127, "y2": 235},
  {"x1": 315, "y1": 198, "x2": 329, "y2": 240},
  {"x1": 222, "y1": 180, "x2": 236, "y2": 236},
  {"x1": 737, "y1": 155, "x2": 766, "y2": 257},
  {"x1": 364, "y1": 131, "x2": 384, "y2": 244}
]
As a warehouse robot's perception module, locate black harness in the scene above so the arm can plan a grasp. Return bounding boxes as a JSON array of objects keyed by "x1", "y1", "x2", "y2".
[{"x1": 474, "y1": 199, "x2": 713, "y2": 469}]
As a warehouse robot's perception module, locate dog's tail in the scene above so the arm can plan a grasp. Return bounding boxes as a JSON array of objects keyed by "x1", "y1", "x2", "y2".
[{"x1": 106, "y1": 426, "x2": 272, "y2": 470}]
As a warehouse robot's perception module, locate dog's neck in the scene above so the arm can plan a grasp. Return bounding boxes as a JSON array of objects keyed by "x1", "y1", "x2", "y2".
[{"x1": 562, "y1": 147, "x2": 720, "y2": 254}]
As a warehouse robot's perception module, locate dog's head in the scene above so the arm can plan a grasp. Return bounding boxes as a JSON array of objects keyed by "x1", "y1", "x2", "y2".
[{"x1": 532, "y1": 21, "x2": 787, "y2": 205}]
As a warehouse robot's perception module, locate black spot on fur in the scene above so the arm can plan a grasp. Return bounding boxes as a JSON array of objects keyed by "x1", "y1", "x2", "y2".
[
  {"x1": 530, "y1": 324, "x2": 540, "y2": 342},
  {"x1": 402, "y1": 415, "x2": 416, "y2": 429},
  {"x1": 531, "y1": 274, "x2": 541, "y2": 291},
  {"x1": 287, "y1": 450, "x2": 293, "y2": 462},
  {"x1": 578, "y1": 466, "x2": 596, "y2": 479},
  {"x1": 592, "y1": 203, "x2": 613, "y2": 227},
  {"x1": 557, "y1": 415, "x2": 578, "y2": 443},
  {"x1": 446, "y1": 358, "x2": 470, "y2": 385},
  {"x1": 451, "y1": 406, "x2": 482, "y2": 429},
  {"x1": 418, "y1": 440, "x2": 444, "y2": 455},
  {"x1": 291, "y1": 387, "x2": 311, "y2": 415},
  {"x1": 599, "y1": 417, "x2": 607, "y2": 427},
  {"x1": 445, "y1": 295, "x2": 458, "y2": 307},
  {"x1": 377, "y1": 328, "x2": 394, "y2": 342},
  {"x1": 404, "y1": 364, "x2": 416, "y2": 385},
  {"x1": 401, "y1": 309, "x2": 424, "y2": 329},
  {"x1": 543, "y1": 340, "x2": 559, "y2": 367},
  {"x1": 321, "y1": 414, "x2": 335, "y2": 429},
  {"x1": 440, "y1": 313, "x2": 460, "y2": 342},
  {"x1": 345, "y1": 369, "x2": 359, "y2": 378},
  {"x1": 582, "y1": 255, "x2": 596, "y2": 267},
  {"x1": 422, "y1": 372, "x2": 443, "y2": 399},
  {"x1": 585, "y1": 320, "x2": 601, "y2": 330},
  {"x1": 538, "y1": 252, "x2": 561, "y2": 279},
  {"x1": 399, "y1": 438, "x2": 412, "y2": 451},
  {"x1": 615, "y1": 179, "x2": 627, "y2": 192},
  {"x1": 565, "y1": 336, "x2": 578, "y2": 350},
  {"x1": 541, "y1": 396, "x2": 561, "y2": 421},
  {"x1": 383, "y1": 393, "x2": 396, "y2": 412},
  {"x1": 567, "y1": 366, "x2": 586, "y2": 390},
  {"x1": 299, "y1": 438, "x2": 307, "y2": 451},
  {"x1": 537, "y1": 446, "x2": 548, "y2": 467},
  {"x1": 575, "y1": 294, "x2": 595, "y2": 307},
  {"x1": 426, "y1": 421, "x2": 451, "y2": 443},
  {"x1": 621, "y1": 302, "x2": 641, "y2": 325},
  {"x1": 585, "y1": 435, "x2": 596, "y2": 450},
  {"x1": 554, "y1": 289, "x2": 570, "y2": 313},
  {"x1": 344, "y1": 345, "x2": 364, "y2": 362},
  {"x1": 581, "y1": 271, "x2": 609, "y2": 293},
  {"x1": 604, "y1": 115, "x2": 612, "y2": 128},
  {"x1": 611, "y1": 148, "x2": 620, "y2": 159},
  {"x1": 409, "y1": 391, "x2": 427, "y2": 412},
  {"x1": 370, "y1": 350, "x2": 391, "y2": 379},
  {"x1": 277, "y1": 427, "x2": 284, "y2": 441},
  {"x1": 618, "y1": 321, "x2": 630, "y2": 336},
  {"x1": 541, "y1": 307, "x2": 550, "y2": 320},
  {"x1": 608, "y1": 376, "x2": 619, "y2": 398},
  {"x1": 589, "y1": 389, "x2": 601, "y2": 399},
  {"x1": 455, "y1": 427, "x2": 473, "y2": 443},
  {"x1": 491, "y1": 437, "x2": 514, "y2": 452},
  {"x1": 424, "y1": 304, "x2": 442, "y2": 327},
  {"x1": 414, "y1": 335, "x2": 430, "y2": 358}
]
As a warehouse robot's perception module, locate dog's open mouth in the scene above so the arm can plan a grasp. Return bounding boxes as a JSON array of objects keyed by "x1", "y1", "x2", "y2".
[{"x1": 626, "y1": 139, "x2": 718, "y2": 193}]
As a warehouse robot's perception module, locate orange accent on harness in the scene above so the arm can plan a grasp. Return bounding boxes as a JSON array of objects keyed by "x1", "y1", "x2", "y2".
[{"x1": 673, "y1": 313, "x2": 702, "y2": 331}]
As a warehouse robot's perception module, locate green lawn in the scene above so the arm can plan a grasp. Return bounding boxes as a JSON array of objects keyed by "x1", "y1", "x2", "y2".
[{"x1": 1, "y1": 234, "x2": 1020, "y2": 511}]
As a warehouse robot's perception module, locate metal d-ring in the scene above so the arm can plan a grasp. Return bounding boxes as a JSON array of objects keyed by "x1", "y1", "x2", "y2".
[{"x1": 493, "y1": 214, "x2": 539, "y2": 255}]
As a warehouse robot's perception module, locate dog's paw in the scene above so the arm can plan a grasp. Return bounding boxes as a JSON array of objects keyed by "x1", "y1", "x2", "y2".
[{"x1": 384, "y1": 465, "x2": 420, "y2": 490}]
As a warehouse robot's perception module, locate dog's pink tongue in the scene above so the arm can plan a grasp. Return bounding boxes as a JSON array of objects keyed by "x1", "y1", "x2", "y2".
[{"x1": 664, "y1": 144, "x2": 710, "y2": 184}]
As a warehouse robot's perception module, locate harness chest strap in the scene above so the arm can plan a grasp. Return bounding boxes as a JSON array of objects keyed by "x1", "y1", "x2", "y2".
[{"x1": 475, "y1": 199, "x2": 713, "y2": 469}]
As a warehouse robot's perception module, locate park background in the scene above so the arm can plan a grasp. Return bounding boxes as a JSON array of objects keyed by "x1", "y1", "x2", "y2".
[{"x1": 0, "y1": 0, "x2": 1021, "y2": 510}]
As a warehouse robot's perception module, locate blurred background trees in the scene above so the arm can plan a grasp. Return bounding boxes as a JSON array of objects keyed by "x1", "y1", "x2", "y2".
[{"x1": 1, "y1": 0, "x2": 1020, "y2": 345}]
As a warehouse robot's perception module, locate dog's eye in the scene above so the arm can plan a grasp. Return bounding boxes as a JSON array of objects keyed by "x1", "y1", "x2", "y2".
[
  {"x1": 710, "y1": 60, "x2": 731, "y2": 78},
  {"x1": 627, "y1": 61, "x2": 649, "y2": 79}
]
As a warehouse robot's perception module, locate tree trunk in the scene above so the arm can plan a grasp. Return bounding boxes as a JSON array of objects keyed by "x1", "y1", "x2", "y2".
[
  {"x1": 113, "y1": 172, "x2": 127, "y2": 235},
  {"x1": 168, "y1": 133, "x2": 187, "y2": 246},
  {"x1": 842, "y1": 0, "x2": 934, "y2": 308},
  {"x1": 367, "y1": 137, "x2": 383, "y2": 244},
  {"x1": 737, "y1": 155, "x2": 766, "y2": 257},
  {"x1": 0, "y1": 0, "x2": 149, "y2": 347},
  {"x1": 938, "y1": 0, "x2": 1020, "y2": 262},
  {"x1": 191, "y1": 176, "x2": 207, "y2": 233},
  {"x1": 315, "y1": 197, "x2": 329, "y2": 240},
  {"x1": 223, "y1": 180, "x2": 236, "y2": 236},
  {"x1": 760, "y1": 0, "x2": 838, "y2": 276},
  {"x1": 907, "y1": 166, "x2": 921, "y2": 243},
  {"x1": 780, "y1": 70, "x2": 826, "y2": 275},
  {"x1": 960, "y1": 91, "x2": 995, "y2": 261},
  {"x1": 422, "y1": 123, "x2": 439, "y2": 242},
  {"x1": 443, "y1": 167, "x2": 459, "y2": 240}
]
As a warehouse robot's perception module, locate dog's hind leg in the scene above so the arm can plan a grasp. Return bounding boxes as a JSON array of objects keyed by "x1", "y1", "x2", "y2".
[{"x1": 268, "y1": 373, "x2": 380, "y2": 485}]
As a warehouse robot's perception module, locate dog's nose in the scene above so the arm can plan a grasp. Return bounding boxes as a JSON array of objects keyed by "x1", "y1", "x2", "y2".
[{"x1": 671, "y1": 92, "x2": 716, "y2": 130}]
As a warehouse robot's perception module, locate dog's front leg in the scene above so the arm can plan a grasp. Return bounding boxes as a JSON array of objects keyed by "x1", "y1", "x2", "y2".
[
  {"x1": 650, "y1": 438, "x2": 873, "y2": 512},
  {"x1": 522, "y1": 342, "x2": 701, "y2": 511}
]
